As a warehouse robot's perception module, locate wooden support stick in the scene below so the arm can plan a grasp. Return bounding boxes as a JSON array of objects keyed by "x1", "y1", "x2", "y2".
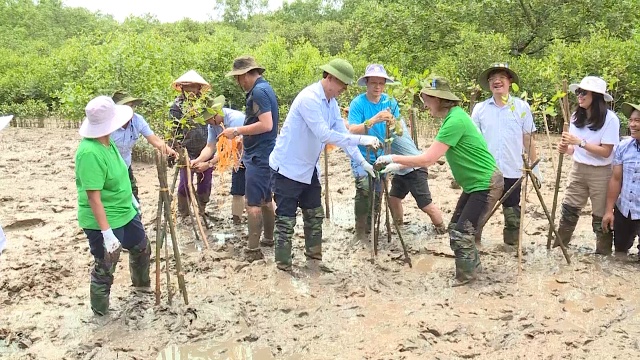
[
  {"x1": 542, "y1": 113, "x2": 557, "y2": 175},
  {"x1": 409, "y1": 108, "x2": 419, "y2": 148},
  {"x1": 547, "y1": 80, "x2": 570, "y2": 249},
  {"x1": 381, "y1": 178, "x2": 412, "y2": 268},
  {"x1": 518, "y1": 154, "x2": 529, "y2": 276},
  {"x1": 324, "y1": 147, "x2": 330, "y2": 220},
  {"x1": 154, "y1": 191, "x2": 163, "y2": 305},
  {"x1": 183, "y1": 149, "x2": 209, "y2": 250},
  {"x1": 157, "y1": 151, "x2": 188, "y2": 305}
]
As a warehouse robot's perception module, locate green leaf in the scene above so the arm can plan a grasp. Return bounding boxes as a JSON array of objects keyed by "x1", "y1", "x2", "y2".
[{"x1": 511, "y1": 83, "x2": 520, "y2": 92}]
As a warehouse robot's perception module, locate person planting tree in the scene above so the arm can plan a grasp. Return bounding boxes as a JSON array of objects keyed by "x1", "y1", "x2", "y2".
[
  {"x1": 348, "y1": 64, "x2": 445, "y2": 240},
  {"x1": 554, "y1": 76, "x2": 620, "y2": 255},
  {"x1": 471, "y1": 63, "x2": 541, "y2": 246},
  {"x1": 75, "y1": 96, "x2": 150, "y2": 316},
  {"x1": 375, "y1": 77, "x2": 503, "y2": 286},
  {"x1": 219, "y1": 56, "x2": 279, "y2": 261},
  {"x1": 110, "y1": 91, "x2": 177, "y2": 204},
  {"x1": 269, "y1": 58, "x2": 382, "y2": 271}
]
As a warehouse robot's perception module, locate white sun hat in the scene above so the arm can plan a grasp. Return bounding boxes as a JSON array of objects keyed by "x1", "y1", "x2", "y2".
[
  {"x1": 569, "y1": 76, "x2": 613, "y2": 102},
  {"x1": 78, "y1": 96, "x2": 133, "y2": 139},
  {"x1": 0, "y1": 115, "x2": 13, "y2": 132},
  {"x1": 172, "y1": 70, "x2": 211, "y2": 92},
  {"x1": 356, "y1": 64, "x2": 396, "y2": 87}
]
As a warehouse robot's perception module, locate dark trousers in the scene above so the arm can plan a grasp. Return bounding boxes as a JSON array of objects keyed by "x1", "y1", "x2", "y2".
[
  {"x1": 502, "y1": 177, "x2": 521, "y2": 208},
  {"x1": 178, "y1": 167, "x2": 213, "y2": 198},
  {"x1": 451, "y1": 190, "x2": 490, "y2": 235},
  {"x1": 614, "y1": 206, "x2": 640, "y2": 252},
  {"x1": 128, "y1": 166, "x2": 139, "y2": 203},
  {"x1": 272, "y1": 169, "x2": 322, "y2": 217}
]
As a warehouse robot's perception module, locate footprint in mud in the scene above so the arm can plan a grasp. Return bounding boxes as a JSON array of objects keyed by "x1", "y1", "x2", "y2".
[{"x1": 4, "y1": 218, "x2": 46, "y2": 230}]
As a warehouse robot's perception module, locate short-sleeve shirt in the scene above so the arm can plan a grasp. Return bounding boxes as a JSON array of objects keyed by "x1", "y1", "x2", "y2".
[
  {"x1": 570, "y1": 109, "x2": 620, "y2": 166},
  {"x1": 243, "y1": 77, "x2": 279, "y2": 159},
  {"x1": 612, "y1": 138, "x2": 640, "y2": 220},
  {"x1": 472, "y1": 96, "x2": 536, "y2": 178},
  {"x1": 110, "y1": 113, "x2": 154, "y2": 167},
  {"x1": 223, "y1": 108, "x2": 245, "y2": 128},
  {"x1": 75, "y1": 138, "x2": 137, "y2": 230},
  {"x1": 348, "y1": 93, "x2": 400, "y2": 163},
  {"x1": 435, "y1": 106, "x2": 498, "y2": 193},
  {"x1": 390, "y1": 119, "x2": 421, "y2": 176},
  {"x1": 207, "y1": 124, "x2": 223, "y2": 145}
]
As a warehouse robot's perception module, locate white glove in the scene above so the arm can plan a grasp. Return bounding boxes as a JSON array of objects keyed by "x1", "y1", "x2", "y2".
[
  {"x1": 101, "y1": 228, "x2": 122, "y2": 263},
  {"x1": 532, "y1": 164, "x2": 543, "y2": 188},
  {"x1": 358, "y1": 135, "x2": 382, "y2": 149},
  {"x1": 132, "y1": 195, "x2": 141, "y2": 215},
  {"x1": 380, "y1": 163, "x2": 403, "y2": 174},
  {"x1": 361, "y1": 161, "x2": 377, "y2": 178},
  {"x1": 375, "y1": 154, "x2": 394, "y2": 166}
]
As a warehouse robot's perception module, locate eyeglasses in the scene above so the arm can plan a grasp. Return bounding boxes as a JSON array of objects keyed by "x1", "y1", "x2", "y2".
[
  {"x1": 574, "y1": 88, "x2": 589, "y2": 97},
  {"x1": 488, "y1": 75, "x2": 508, "y2": 83}
]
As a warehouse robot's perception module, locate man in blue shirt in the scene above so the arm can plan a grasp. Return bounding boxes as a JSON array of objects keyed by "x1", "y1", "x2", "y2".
[
  {"x1": 269, "y1": 59, "x2": 381, "y2": 271},
  {"x1": 472, "y1": 63, "x2": 540, "y2": 246},
  {"x1": 602, "y1": 102, "x2": 640, "y2": 257},
  {"x1": 220, "y1": 56, "x2": 279, "y2": 261},
  {"x1": 347, "y1": 64, "x2": 402, "y2": 240},
  {"x1": 110, "y1": 91, "x2": 177, "y2": 203}
]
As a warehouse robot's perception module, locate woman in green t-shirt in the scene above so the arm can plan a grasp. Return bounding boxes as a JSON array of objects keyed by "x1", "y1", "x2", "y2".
[
  {"x1": 75, "y1": 96, "x2": 150, "y2": 316},
  {"x1": 376, "y1": 77, "x2": 503, "y2": 285}
]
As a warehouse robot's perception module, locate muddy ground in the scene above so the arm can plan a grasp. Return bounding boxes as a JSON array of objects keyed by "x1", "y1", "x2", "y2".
[{"x1": 1, "y1": 127, "x2": 640, "y2": 360}]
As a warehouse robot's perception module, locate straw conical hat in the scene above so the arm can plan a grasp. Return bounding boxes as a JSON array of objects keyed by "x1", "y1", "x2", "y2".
[{"x1": 172, "y1": 70, "x2": 211, "y2": 92}]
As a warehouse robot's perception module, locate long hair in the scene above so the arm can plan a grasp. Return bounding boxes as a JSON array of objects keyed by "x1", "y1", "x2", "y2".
[{"x1": 573, "y1": 92, "x2": 608, "y2": 131}]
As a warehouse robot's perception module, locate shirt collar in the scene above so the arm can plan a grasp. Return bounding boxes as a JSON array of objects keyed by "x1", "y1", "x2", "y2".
[
  {"x1": 246, "y1": 77, "x2": 266, "y2": 98},
  {"x1": 488, "y1": 94, "x2": 512, "y2": 106}
]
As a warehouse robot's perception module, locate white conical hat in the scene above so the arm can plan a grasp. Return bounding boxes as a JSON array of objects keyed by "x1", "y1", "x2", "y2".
[
  {"x1": 0, "y1": 115, "x2": 13, "y2": 132},
  {"x1": 172, "y1": 70, "x2": 211, "y2": 91}
]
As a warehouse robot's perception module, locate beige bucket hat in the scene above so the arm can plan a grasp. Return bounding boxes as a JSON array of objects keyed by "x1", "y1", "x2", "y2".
[
  {"x1": 420, "y1": 77, "x2": 460, "y2": 101},
  {"x1": 172, "y1": 70, "x2": 211, "y2": 92}
]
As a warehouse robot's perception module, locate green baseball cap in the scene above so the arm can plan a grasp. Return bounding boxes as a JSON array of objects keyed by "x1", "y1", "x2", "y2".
[
  {"x1": 319, "y1": 58, "x2": 355, "y2": 85},
  {"x1": 621, "y1": 102, "x2": 640, "y2": 119},
  {"x1": 420, "y1": 77, "x2": 460, "y2": 101},
  {"x1": 477, "y1": 62, "x2": 519, "y2": 92}
]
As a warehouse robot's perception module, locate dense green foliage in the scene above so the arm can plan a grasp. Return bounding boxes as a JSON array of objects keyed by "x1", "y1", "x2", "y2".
[{"x1": 2, "y1": 0, "x2": 639, "y2": 133}]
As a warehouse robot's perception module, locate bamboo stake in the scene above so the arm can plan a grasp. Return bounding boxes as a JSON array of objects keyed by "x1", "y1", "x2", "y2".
[
  {"x1": 381, "y1": 178, "x2": 412, "y2": 268},
  {"x1": 324, "y1": 147, "x2": 330, "y2": 220},
  {"x1": 164, "y1": 236, "x2": 172, "y2": 305},
  {"x1": 409, "y1": 108, "x2": 419, "y2": 148},
  {"x1": 154, "y1": 191, "x2": 163, "y2": 305},
  {"x1": 157, "y1": 151, "x2": 188, "y2": 305},
  {"x1": 518, "y1": 154, "x2": 529, "y2": 276},
  {"x1": 547, "y1": 80, "x2": 570, "y2": 249},
  {"x1": 183, "y1": 149, "x2": 209, "y2": 250},
  {"x1": 384, "y1": 126, "x2": 392, "y2": 245},
  {"x1": 542, "y1": 112, "x2": 557, "y2": 174}
]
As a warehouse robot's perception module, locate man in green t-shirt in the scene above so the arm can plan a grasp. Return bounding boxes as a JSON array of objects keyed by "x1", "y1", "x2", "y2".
[
  {"x1": 75, "y1": 96, "x2": 151, "y2": 316},
  {"x1": 375, "y1": 77, "x2": 503, "y2": 285}
]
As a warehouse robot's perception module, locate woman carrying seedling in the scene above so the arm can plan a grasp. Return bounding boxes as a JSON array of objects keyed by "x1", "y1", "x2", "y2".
[
  {"x1": 375, "y1": 77, "x2": 503, "y2": 286},
  {"x1": 75, "y1": 96, "x2": 150, "y2": 316},
  {"x1": 168, "y1": 70, "x2": 214, "y2": 219},
  {"x1": 555, "y1": 76, "x2": 620, "y2": 254}
]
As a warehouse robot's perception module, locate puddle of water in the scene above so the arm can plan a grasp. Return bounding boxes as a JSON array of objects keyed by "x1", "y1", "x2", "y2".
[
  {"x1": 212, "y1": 233, "x2": 236, "y2": 245},
  {"x1": 157, "y1": 340, "x2": 275, "y2": 360},
  {"x1": 412, "y1": 255, "x2": 447, "y2": 273}
]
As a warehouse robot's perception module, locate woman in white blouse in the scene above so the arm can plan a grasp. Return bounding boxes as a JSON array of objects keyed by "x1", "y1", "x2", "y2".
[{"x1": 555, "y1": 76, "x2": 620, "y2": 254}]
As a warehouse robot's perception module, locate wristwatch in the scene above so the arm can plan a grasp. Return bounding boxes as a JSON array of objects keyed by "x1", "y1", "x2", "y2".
[
  {"x1": 232, "y1": 127, "x2": 239, "y2": 137},
  {"x1": 579, "y1": 139, "x2": 586, "y2": 148}
]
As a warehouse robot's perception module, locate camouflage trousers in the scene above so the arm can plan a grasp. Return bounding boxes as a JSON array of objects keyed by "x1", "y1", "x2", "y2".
[
  {"x1": 354, "y1": 176, "x2": 383, "y2": 229},
  {"x1": 84, "y1": 215, "x2": 150, "y2": 316}
]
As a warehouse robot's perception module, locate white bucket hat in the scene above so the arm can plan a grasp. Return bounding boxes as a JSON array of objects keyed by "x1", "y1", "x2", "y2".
[
  {"x1": 356, "y1": 64, "x2": 396, "y2": 86},
  {"x1": 78, "y1": 96, "x2": 133, "y2": 139},
  {"x1": 172, "y1": 70, "x2": 211, "y2": 92},
  {"x1": 569, "y1": 76, "x2": 613, "y2": 102},
  {"x1": 0, "y1": 115, "x2": 13, "y2": 132}
]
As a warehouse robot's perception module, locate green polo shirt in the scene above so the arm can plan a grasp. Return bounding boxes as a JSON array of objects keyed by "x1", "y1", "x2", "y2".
[
  {"x1": 75, "y1": 138, "x2": 136, "y2": 230},
  {"x1": 435, "y1": 106, "x2": 497, "y2": 193}
]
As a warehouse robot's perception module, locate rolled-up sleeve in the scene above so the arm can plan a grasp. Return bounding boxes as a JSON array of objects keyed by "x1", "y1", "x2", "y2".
[
  {"x1": 332, "y1": 115, "x2": 365, "y2": 164},
  {"x1": 299, "y1": 97, "x2": 361, "y2": 147}
]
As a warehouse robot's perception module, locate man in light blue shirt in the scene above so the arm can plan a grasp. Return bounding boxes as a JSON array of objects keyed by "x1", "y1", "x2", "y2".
[
  {"x1": 471, "y1": 63, "x2": 540, "y2": 246},
  {"x1": 269, "y1": 59, "x2": 381, "y2": 271},
  {"x1": 110, "y1": 91, "x2": 177, "y2": 202},
  {"x1": 602, "y1": 102, "x2": 640, "y2": 256}
]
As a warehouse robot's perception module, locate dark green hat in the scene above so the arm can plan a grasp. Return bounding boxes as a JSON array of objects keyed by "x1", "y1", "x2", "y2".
[
  {"x1": 201, "y1": 95, "x2": 226, "y2": 121},
  {"x1": 621, "y1": 102, "x2": 640, "y2": 119},
  {"x1": 420, "y1": 77, "x2": 460, "y2": 101},
  {"x1": 319, "y1": 59, "x2": 355, "y2": 85},
  {"x1": 112, "y1": 90, "x2": 143, "y2": 106},
  {"x1": 477, "y1": 62, "x2": 519, "y2": 92}
]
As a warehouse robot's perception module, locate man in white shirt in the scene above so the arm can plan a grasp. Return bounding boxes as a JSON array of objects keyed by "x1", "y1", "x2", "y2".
[{"x1": 472, "y1": 63, "x2": 540, "y2": 246}]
